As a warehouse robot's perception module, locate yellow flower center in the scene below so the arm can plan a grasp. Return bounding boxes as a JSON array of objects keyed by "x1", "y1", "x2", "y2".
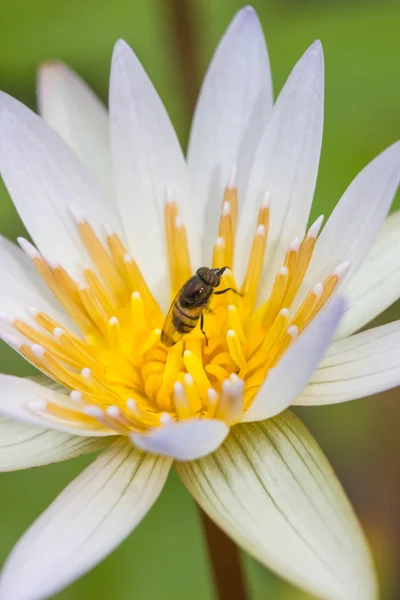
[{"x1": 11, "y1": 178, "x2": 347, "y2": 435}]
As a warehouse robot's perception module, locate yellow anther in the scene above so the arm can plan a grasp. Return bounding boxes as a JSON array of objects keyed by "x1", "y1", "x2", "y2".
[
  {"x1": 271, "y1": 325, "x2": 299, "y2": 368},
  {"x1": 130, "y1": 291, "x2": 145, "y2": 337},
  {"x1": 45, "y1": 401, "x2": 100, "y2": 427},
  {"x1": 241, "y1": 223, "x2": 268, "y2": 308},
  {"x1": 78, "y1": 285, "x2": 108, "y2": 333},
  {"x1": 183, "y1": 350, "x2": 211, "y2": 400},
  {"x1": 173, "y1": 381, "x2": 194, "y2": 420},
  {"x1": 125, "y1": 399, "x2": 157, "y2": 429},
  {"x1": 290, "y1": 284, "x2": 323, "y2": 332},
  {"x1": 205, "y1": 363, "x2": 231, "y2": 382},
  {"x1": 222, "y1": 167, "x2": 238, "y2": 234},
  {"x1": 246, "y1": 309, "x2": 290, "y2": 374},
  {"x1": 84, "y1": 269, "x2": 118, "y2": 316},
  {"x1": 215, "y1": 376, "x2": 244, "y2": 425},
  {"x1": 227, "y1": 305, "x2": 246, "y2": 342},
  {"x1": 106, "y1": 231, "x2": 132, "y2": 290},
  {"x1": 165, "y1": 196, "x2": 192, "y2": 294},
  {"x1": 217, "y1": 202, "x2": 234, "y2": 268},
  {"x1": 226, "y1": 329, "x2": 246, "y2": 370},
  {"x1": 139, "y1": 329, "x2": 161, "y2": 355},
  {"x1": 261, "y1": 266, "x2": 289, "y2": 330},
  {"x1": 284, "y1": 238, "x2": 301, "y2": 274},
  {"x1": 212, "y1": 236, "x2": 226, "y2": 269},
  {"x1": 311, "y1": 261, "x2": 350, "y2": 318},
  {"x1": 179, "y1": 374, "x2": 201, "y2": 413},
  {"x1": 107, "y1": 316, "x2": 120, "y2": 352},
  {"x1": 124, "y1": 255, "x2": 163, "y2": 323},
  {"x1": 72, "y1": 214, "x2": 126, "y2": 297},
  {"x1": 205, "y1": 388, "x2": 219, "y2": 418},
  {"x1": 157, "y1": 341, "x2": 183, "y2": 410}
]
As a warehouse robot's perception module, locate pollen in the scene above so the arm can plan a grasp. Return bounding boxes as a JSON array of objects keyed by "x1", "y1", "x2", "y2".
[{"x1": 2, "y1": 174, "x2": 349, "y2": 437}]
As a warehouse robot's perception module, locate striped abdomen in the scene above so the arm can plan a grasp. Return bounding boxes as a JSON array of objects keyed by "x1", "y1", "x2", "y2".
[
  {"x1": 161, "y1": 275, "x2": 213, "y2": 346},
  {"x1": 172, "y1": 301, "x2": 204, "y2": 334}
]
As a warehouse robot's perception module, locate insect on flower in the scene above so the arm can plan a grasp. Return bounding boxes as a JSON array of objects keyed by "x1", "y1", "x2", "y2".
[{"x1": 161, "y1": 266, "x2": 240, "y2": 346}]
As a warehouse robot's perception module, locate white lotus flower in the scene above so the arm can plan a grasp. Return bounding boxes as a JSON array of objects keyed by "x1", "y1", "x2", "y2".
[{"x1": 0, "y1": 6, "x2": 399, "y2": 600}]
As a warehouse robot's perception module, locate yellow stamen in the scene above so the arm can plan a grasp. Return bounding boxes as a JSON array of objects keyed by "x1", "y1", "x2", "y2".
[
  {"x1": 8, "y1": 186, "x2": 340, "y2": 439},
  {"x1": 165, "y1": 195, "x2": 191, "y2": 294},
  {"x1": 226, "y1": 329, "x2": 246, "y2": 370},
  {"x1": 183, "y1": 350, "x2": 211, "y2": 400}
]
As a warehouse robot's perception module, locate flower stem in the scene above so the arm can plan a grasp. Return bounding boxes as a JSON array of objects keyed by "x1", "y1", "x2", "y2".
[{"x1": 199, "y1": 508, "x2": 250, "y2": 600}]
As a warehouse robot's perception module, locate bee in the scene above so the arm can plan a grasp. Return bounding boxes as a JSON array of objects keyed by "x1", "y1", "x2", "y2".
[{"x1": 161, "y1": 266, "x2": 240, "y2": 347}]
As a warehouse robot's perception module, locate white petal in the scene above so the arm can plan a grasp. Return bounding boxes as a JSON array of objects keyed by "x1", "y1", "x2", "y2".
[
  {"x1": 187, "y1": 6, "x2": 273, "y2": 259},
  {"x1": 296, "y1": 141, "x2": 400, "y2": 308},
  {"x1": 109, "y1": 40, "x2": 200, "y2": 308},
  {"x1": 236, "y1": 41, "x2": 324, "y2": 289},
  {"x1": 296, "y1": 320, "x2": 400, "y2": 406},
  {"x1": 37, "y1": 61, "x2": 113, "y2": 194},
  {"x1": 337, "y1": 210, "x2": 400, "y2": 338},
  {"x1": 130, "y1": 418, "x2": 229, "y2": 461},
  {"x1": 0, "y1": 375, "x2": 113, "y2": 437},
  {"x1": 243, "y1": 296, "x2": 346, "y2": 422},
  {"x1": 0, "y1": 92, "x2": 120, "y2": 280},
  {"x1": 177, "y1": 412, "x2": 376, "y2": 600},
  {"x1": 0, "y1": 438, "x2": 171, "y2": 600},
  {"x1": 0, "y1": 418, "x2": 111, "y2": 471}
]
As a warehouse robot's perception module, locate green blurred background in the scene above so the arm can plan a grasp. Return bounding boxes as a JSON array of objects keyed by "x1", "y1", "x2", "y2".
[{"x1": 0, "y1": 0, "x2": 399, "y2": 598}]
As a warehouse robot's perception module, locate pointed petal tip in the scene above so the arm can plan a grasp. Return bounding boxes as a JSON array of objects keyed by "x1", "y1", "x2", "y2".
[
  {"x1": 112, "y1": 38, "x2": 131, "y2": 57},
  {"x1": 303, "y1": 39, "x2": 324, "y2": 65},
  {"x1": 238, "y1": 5, "x2": 258, "y2": 19},
  {"x1": 38, "y1": 60, "x2": 66, "y2": 73},
  {"x1": 230, "y1": 4, "x2": 262, "y2": 31}
]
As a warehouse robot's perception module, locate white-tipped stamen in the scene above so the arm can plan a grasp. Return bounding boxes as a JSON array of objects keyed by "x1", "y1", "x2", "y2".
[
  {"x1": 52, "y1": 327, "x2": 64, "y2": 339},
  {"x1": 262, "y1": 190, "x2": 271, "y2": 208},
  {"x1": 227, "y1": 164, "x2": 237, "y2": 189},
  {"x1": 222, "y1": 201, "x2": 231, "y2": 216},
  {"x1": 27, "y1": 307, "x2": 39, "y2": 318},
  {"x1": 81, "y1": 367, "x2": 92, "y2": 381},
  {"x1": 307, "y1": 215, "x2": 324, "y2": 239},
  {"x1": 70, "y1": 390, "x2": 83, "y2": 403},
  {"x1": 287, "y1": 325, "x2": 299, "y2": 339},
  {"x1": 183, "y1": 373, "x2": 193, "y2": 386},
  {"x1": 312, "y1": 283, "x2": 324, "y2": 298},
  {"x1": 165, "y1": 186, "x2": 174, "y2": 205},
  {"x1": 333, "y1": 260, "x2": 351, "y2": 279},
  {"x1": 174, "y1": 216, "x2": 183, "y2": 229},
  {"x1": 279, "y1": 266, "x2": 289, "y2": 277},
  {"x1": 28, "y1": 400, "x2": 47, "y2": 413},
  {"x1": 31, "y1": 344, "x2": 46, "y2": 359},
  {"x1": 289, "y1": 237, "x2": 301, "y2": 252},
  {"x1": 0, "y1": 312, "x2": 15, "y2": 325},
  {"x1": 83, "y1": 405, "x2": 103, "y2": 419},
  {"x1": 17, "y1": 237, "x2": 40, "y2": 259},
  {"x1": 256, "y1": 224, "x2": 266, "y2": 236},
  {"x1": 0, "y1": 332, "x2": 22, "y2": 349},
  {"x1": 68, "y1": 204, "x2": 86, "y2": 224},
  {"x1": 106, "y1": 405, "x2": 121, "y2": 419},
  {"x1": 46, "y1": 258, "x2": 59, "y2": 270},
  {"x1": 160, "y1": 413, "x2": 173, "y2": 425}
]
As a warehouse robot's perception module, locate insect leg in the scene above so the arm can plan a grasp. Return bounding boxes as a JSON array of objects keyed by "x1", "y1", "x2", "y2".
[
  {"x1": 214, "y1": 287, "x2": 243, "y2": 296},
  {"x1": 200, "y1": 313, "x2": 209, "y2": 346}
]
